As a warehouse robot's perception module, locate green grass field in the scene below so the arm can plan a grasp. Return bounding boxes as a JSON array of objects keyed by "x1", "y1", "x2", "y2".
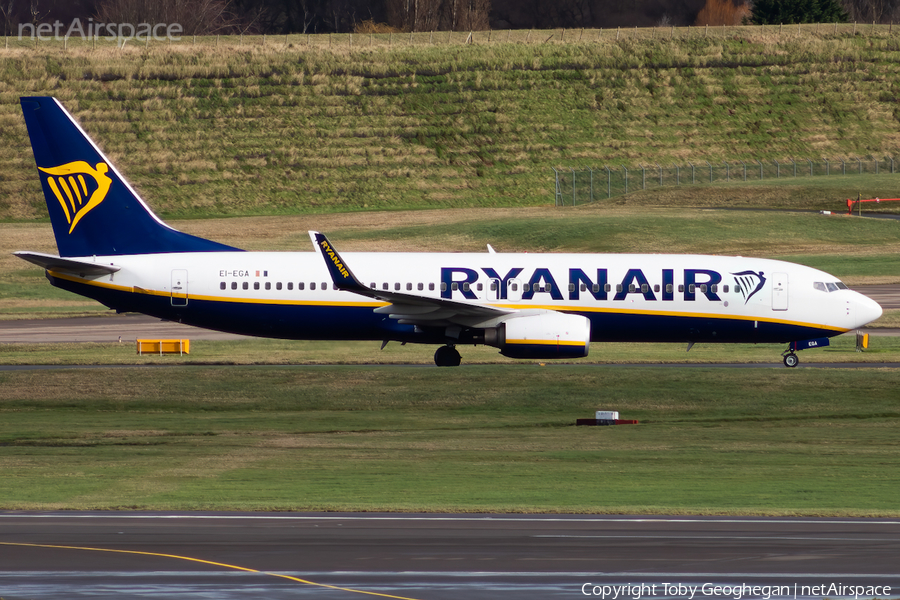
[
  {"x1": 1, "y1": 365, "x2": 898, "y2": 514},
  {"x1": 4, "y1": 30, "x2": 900, "y2": 220}
]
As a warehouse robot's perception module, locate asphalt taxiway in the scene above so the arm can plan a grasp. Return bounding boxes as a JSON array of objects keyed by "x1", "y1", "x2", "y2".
[{"x1": 1, "y1": 512, "x2": 898, "y2": 600}]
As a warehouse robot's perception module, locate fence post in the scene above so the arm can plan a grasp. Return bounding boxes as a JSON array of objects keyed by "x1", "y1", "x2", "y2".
[
  {"x1": 571, "y1": 168, "x2": 577, "y2": 206},
  {"x1": 891, "y1": 156, "x2": 895, "y2": 174},
  {"x1": 739, "y1": 160, "x2": 746, "y2": 181},
  {"x1": 724, "y1": 161, "x2": 729, "y2": 181},
  {"x1": 675, "y1": 164, "x2": 680, "y2": 185},
  {"x1": 806, "y1": 158, "x2": 813, "y2": 177},
  {"x1": 824, "y1": 158, "x2": 829, "y2": 175},
  {"x1": 790, "y1": 157, "x2": 796, "y2": 177},
  {"x1": 774, "y1": 159, "x2": 780, "y2": 178},
  {"x1": 756, "y1": 159, "x2": 764, "y2": 180},
  {"x1": 706, "y1": 160, "x2": 713, "y2": 183},
  {"x1": 589, "y1": 168, "x2": 594, "y2": 203},
  {"x1": 605, "y1": 166, "x2": 611, "y2": 199},
  {"x1": 657, "y1": 163, "x2": 663, "y2": 186},
  {"x1": 622, "y1": 165, "x2": 628, "y2": 195},
  {"x1": 857, "y1": 157, "x2": 862, "y2": 174},
  {"x1": 641, "y1": 164, "x2": 646, "y2": 190},
  {"x1": 840, "y1": 158, "x2": 845, "y2": 175},
  {"x1": 552, "y1": 168, "x2": 561, "y2": 206},
  {"x1": 688, "y1": 162, "x2": 695, "y2": 184},
  {"x1": 875, "y1": 156, "x2": 879, "y2": 175}
]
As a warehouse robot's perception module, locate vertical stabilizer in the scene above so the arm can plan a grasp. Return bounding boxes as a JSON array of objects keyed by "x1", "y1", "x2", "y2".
[{"x1": 20, "y1": 96, "x2": 239, "y2": 257}]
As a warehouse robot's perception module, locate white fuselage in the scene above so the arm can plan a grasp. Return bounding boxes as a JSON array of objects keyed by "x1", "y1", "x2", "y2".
[{"x1": 48, "y1": 250, "x2": 882, "y2": 347}]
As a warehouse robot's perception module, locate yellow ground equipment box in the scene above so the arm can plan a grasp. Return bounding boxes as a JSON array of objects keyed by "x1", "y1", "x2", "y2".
[{"x1": 136, "y1": 339, "x2": 190, "y2": 355}]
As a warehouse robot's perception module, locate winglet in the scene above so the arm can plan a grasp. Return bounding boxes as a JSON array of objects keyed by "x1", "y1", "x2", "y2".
[{"x1": 309, "y1": 231, "x2": 369, "y2": 294}]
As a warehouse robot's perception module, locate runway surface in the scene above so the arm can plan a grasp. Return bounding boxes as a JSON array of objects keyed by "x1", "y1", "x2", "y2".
[{"x1": 0, "y1": 512, "x2": 898, "y2": 600}]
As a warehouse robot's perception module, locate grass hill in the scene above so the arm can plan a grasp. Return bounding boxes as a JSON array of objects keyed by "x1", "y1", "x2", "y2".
[{"x1": 2, "y1": 29, "x2": 900, "y2": 221}]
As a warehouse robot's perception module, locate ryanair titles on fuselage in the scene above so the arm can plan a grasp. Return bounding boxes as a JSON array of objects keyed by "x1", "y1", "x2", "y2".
[{"x1": 441, "y1": 267, "x2": 731, "y2": 302}]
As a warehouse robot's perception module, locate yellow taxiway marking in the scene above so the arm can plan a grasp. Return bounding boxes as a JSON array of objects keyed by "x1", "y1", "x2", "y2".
[{"x1": 0, "y1": 541, "x2": 423, "y2": 600}]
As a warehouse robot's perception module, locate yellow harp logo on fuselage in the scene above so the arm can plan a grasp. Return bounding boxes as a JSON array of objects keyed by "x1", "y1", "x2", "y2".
[{"x1": 38, "y1": 161, "x2": 112, "y2": 234}]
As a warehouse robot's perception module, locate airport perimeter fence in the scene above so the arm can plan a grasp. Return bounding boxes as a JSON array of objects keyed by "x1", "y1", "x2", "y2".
[
  {"x1": 553, "y1": 156, "x2": 898, "y2": 207},
  {"x1": 3, "y1": 22, "x2": 900, "y2": 52}
]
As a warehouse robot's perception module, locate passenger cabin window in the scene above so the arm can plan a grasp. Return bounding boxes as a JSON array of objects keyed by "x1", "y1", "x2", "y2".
[
  {"x1": 429, "y1": 283, "x2": 436, "y2": 291},
  {"x1": 654, "y1": 284, "x2": 660, "y2": 292},
  {"x1": 592, "y1": 284, "x2": 600, "y2": 293},
  {"x1": 220, "y1": 282, "x2": 226, "y2": 290},
  {"x1": 254, "y1": 282, "x2": 260, "y2": 290},
  {"x1": 311, "y1": 282, "x2": 316, "y2": 290},
  {"x1": 231, "y1": 282, "x2": 237, "y2": 290},
  {"x1": 441, "y1": 283, "x2": 447, "y2": 292},
  {"x1": 242, "y1": 282, "x2": 248, "y2": 290},
  {"x1": 298, "y1": 282, "x2": 305, "y2": 290},
  {"x1": 395, "y1": 283, "x2": 401, "y2": 291},
  {"x1": 265, "y1": 282, "x2": 271, "y2": 290},
  {"x1": 666, "y1": 284, "x2": 673, "y2": 294}
]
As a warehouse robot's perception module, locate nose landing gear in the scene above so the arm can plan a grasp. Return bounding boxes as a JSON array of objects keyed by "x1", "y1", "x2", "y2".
[{"x1": 782, "y1": 350, "x2": 799, "y2": 368}]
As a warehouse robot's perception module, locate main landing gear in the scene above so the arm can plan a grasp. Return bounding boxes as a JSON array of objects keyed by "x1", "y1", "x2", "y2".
[{"x1": 434, "y1": 345, "x2": 461, "y2": 367}]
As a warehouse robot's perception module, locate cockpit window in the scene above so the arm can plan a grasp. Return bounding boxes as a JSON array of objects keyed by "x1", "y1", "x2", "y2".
[{"x1": 814, "y1": 281, "x2": 848, "y2": 292}]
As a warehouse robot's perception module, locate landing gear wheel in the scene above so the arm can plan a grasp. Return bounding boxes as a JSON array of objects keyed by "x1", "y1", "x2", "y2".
[
  {"x1": 434, "y1": 345, "x2": 462, "y2": 367},
  {"x1": 783, "y1": 352, "x2": 799, "y2": 368}
]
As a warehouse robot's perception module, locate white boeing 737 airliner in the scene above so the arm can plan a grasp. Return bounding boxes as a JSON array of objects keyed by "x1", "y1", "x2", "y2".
[{"x1": 15, "y1": 97, "x2": 883, "y2": 366}]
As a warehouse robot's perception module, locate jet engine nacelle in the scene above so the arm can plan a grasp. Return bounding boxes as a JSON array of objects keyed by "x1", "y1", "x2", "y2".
[{"x1": 486, "y1": 311, "x2": 591, "y2": 359}]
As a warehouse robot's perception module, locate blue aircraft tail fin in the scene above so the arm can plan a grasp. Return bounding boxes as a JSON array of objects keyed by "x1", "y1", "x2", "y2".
[{"x1": 20, "y1": 96, "x2": 239, "y2": 257}]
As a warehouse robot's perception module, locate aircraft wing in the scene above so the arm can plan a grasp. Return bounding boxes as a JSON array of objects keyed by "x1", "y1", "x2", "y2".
[
  {"x1": 309, "y1": 231, "x2": 514, "y2": 326},
  {"x1": 14, "y1": 251, "x2": 120, "y2": 276}
]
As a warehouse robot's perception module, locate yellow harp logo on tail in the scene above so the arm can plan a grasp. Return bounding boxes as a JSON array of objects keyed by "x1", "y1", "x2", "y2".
[{"x1": 38, "y1": 161, "x2": 112, "y2": 234}]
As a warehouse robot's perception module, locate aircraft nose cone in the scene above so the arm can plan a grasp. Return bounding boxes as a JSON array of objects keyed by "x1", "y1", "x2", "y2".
[{"x1": 852, "y1": 292, "x2": 883, "y2": 328}]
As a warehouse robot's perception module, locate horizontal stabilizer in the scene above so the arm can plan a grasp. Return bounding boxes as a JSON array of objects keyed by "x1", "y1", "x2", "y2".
[{"x1": 14, "y1": 251, "x2": 120, "y2": 275}]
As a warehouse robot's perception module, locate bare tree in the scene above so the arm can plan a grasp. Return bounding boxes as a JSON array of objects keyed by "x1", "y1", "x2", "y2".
[
  {"x1": 842, "y1": 0, "x2": 900, "y2": 22},
  {"x1": 95, "y1": 0, "x2": 240, "y2": 35},
  {"x1": 0, "y1": 0, "x2": 16, "y2": 36},
  {"x1": 442, "y1": 0, "x2": 490, "y2": 30},
  {"x1": 29, "y1": 0, "x2": 45, "y2": 25}
]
